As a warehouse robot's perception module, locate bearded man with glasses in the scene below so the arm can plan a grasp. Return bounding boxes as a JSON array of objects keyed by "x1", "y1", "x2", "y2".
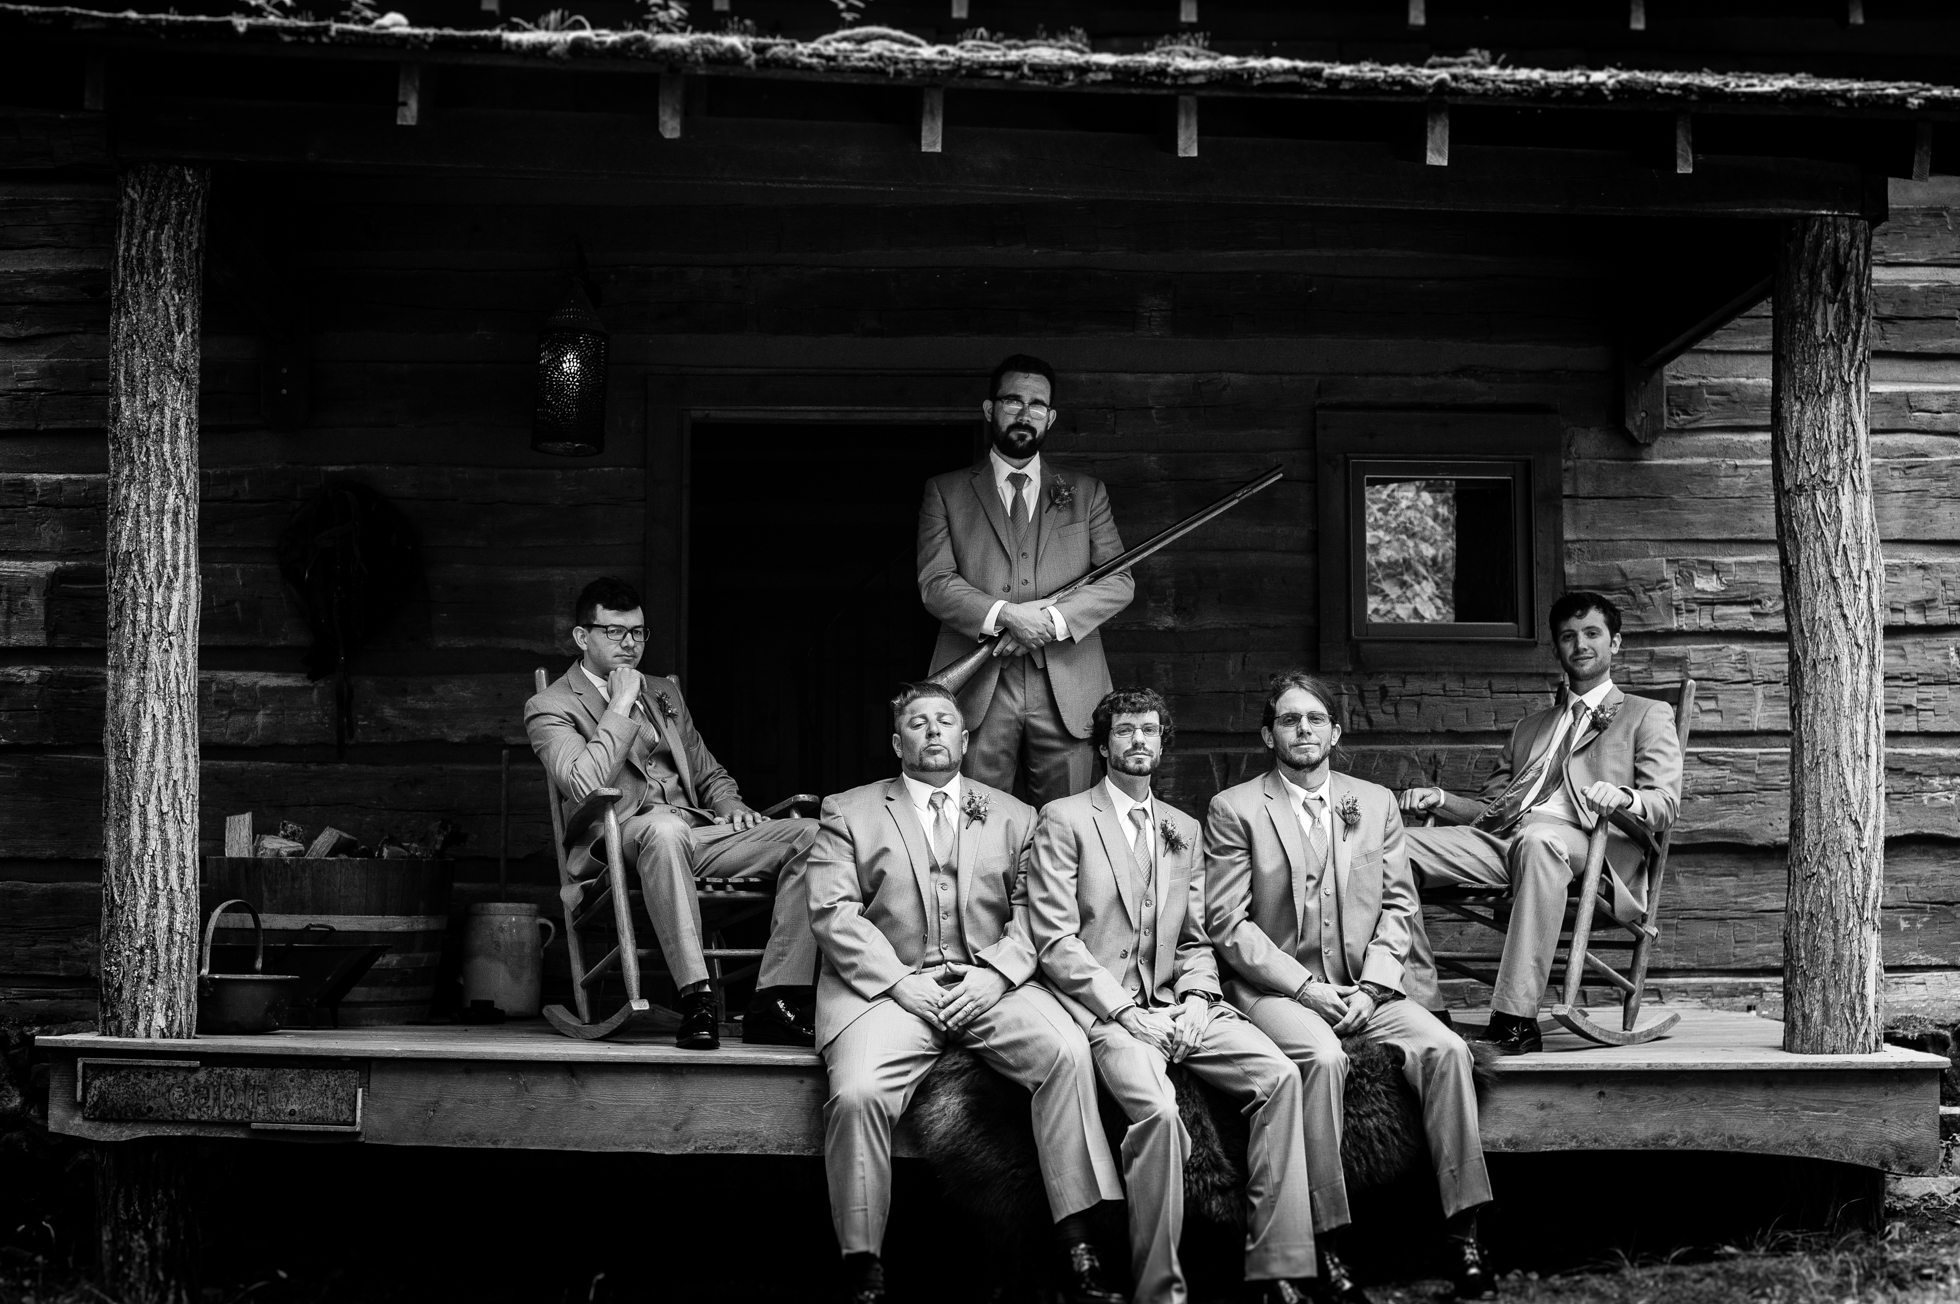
[
  {"x1": 917, "y1": 353, "x2": 1135, "y2": 807},
  {"x1": 1203, "y1": 672, "x2": 1496, "y2": 1302},
  {"x1": 524, "y1": 576, "x2": 820, "y2": 1049}
]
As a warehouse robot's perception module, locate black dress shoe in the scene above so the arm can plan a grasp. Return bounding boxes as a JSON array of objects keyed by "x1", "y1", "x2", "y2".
[
  {"x1": 1448, "y1": 1236, "x2": 1496, "y2": 1298},
  {"x1": 1058, "y1": 1240, "x2": 1126, "y2": 1304},
  {"x1": 743, "y1": 993, "x2": 816, "y2": 1047},
  {"x1": 842, "y1": 1253, "x2": 885, "y2": 1304},
  {"x1": 1253, "y1": 1280, "x2": 1315, "y2": 1304},
  {"x1": 1477, "y1": 1013, "x2": 1542, "y2": 1056},
  {"x1": 675, "y1": 989, "x2": 720, "y2": 1050},
  {"x1": 1313, "y1": 1244, "x2": 1371, "y2": 1304}
]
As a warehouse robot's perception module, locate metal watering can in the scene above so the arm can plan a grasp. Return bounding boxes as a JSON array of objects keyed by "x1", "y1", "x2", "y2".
[{"x1": 198, "y1": 899, "x2": 300, "y2": 1035}]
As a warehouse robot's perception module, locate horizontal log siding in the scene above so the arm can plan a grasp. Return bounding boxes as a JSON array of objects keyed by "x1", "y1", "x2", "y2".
[{"x1": 1, "y1": 172, "x2": 1955, "y2": 1017}]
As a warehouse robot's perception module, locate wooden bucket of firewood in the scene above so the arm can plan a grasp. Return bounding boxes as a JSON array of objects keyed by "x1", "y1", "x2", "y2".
[{"x1": 203, "y1": 857, "x2": 453, "y2": 1025}]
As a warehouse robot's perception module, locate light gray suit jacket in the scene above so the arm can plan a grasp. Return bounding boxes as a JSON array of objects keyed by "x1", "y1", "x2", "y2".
[
  {"x1": 1029, "y1": 786, "x2": 1218, "y2": 1028},
  {"x1": 1205, "y1": 768, "x2": 1419, "y2": 1006},
  {"x1": 806, "y1": 777, "x2": 1040, "y2": 1049},
  {"x1": 1432, "y1": 682, "x2": 1682, "y2": 921},
  {"x1": 917, "y1": 459, "x2": 1134, "y2": 739},
  {"x1": 524, "y1": 663, "x2": 740, "y2": 871}
]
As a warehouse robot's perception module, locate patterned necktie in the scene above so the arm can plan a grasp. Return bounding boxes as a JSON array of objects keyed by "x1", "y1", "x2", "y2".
[
  {"x1": 929, "y1": 790, "x2": 954, "y2": 866},
  {"x1": 1007, "y1": 471, "x2": 1031, "y2": 531},
  {"x1": 1128, "y1": 806, "x2": 1153, "y2": 886},
  {"x1": 1475, "y1": 700, "x2": 1590, "y2": 835},
  {"x1": 1302, "y1": 792, "x2": 1330, "y2": 873}
]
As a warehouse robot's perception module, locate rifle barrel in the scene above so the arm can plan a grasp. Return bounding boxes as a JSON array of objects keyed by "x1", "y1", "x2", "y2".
[{"x1": 927, "y1": 464, "x2": 1285, "y2": 692}]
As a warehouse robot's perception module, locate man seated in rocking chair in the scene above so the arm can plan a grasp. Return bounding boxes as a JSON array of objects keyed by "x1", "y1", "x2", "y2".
[
  {"x1": 1398, "y1": 592, "x2": 1684, "y2": 1055},
  {"x1": 524, "y1": 576, "x2": 819, "y2": 1050}
]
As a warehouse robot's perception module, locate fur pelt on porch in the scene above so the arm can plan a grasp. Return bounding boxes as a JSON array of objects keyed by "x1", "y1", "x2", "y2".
[{"x1": 906, "y1": 1032, "x2": 1499, "y2": 1251}]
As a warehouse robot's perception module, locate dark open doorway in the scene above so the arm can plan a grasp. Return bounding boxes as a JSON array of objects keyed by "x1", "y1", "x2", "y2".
[{"x1": 687, "y1": 421, "x2": 976, "y2": 805}]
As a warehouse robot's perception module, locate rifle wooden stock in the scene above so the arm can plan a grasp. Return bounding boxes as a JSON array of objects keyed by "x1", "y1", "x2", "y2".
[{"x1": 926, "y1": 464, "x2": 1285, "y2": 694}]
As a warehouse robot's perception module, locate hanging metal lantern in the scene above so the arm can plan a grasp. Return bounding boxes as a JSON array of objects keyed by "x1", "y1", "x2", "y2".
[{"x1": 532, "y1": 280, "x2": 609, "y2": 456}]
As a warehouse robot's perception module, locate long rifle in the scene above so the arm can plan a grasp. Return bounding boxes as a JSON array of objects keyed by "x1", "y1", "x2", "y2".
[{"x1": 928, "y1": 464, "x2": 1286, "y2": 694}]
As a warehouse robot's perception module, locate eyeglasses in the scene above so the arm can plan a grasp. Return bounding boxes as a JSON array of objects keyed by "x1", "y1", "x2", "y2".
[
  {"x1": 993, "y1": 397, "x2": 1052, "y2": 419},
  {"x1": 582, "y1": 624, "x2": 649, "y2": 645},
  {"x1": 1274, "y1": 712, "x2": 1334, "y2": 731},
  {"x1": 1109, "y1": 724, "x2": 1162, "y2": 740}
]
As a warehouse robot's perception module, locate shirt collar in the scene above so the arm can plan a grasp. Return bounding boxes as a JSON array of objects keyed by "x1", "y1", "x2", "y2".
[
  {"x1": 1566, "y1": 678, "x2": 1616, "y2": 713},
  {"x1": 989, "y1": 447, "x2": 1042, "y2": 499},
  {"x1": 1102, "y1": 777, "x2": 1152, "y2": 822},
  {"x1": 579, "y1": 662, "x2": 609, "y2": 699},
  {"x1": 902, "y1": 771, "x2": 962, "y2": 813},
  {"x1": 1278, "y1": 770, "x2": 1332, "y2": 809}
]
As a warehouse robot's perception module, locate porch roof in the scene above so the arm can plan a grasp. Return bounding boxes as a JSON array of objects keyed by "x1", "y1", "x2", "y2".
[{"x1": 7, "y1": 5, "x2": 1960, "y2": 117}]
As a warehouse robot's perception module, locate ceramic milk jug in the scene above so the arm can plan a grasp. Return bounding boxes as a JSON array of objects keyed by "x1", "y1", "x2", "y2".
[{"x1": 461, "y1": 902, "x2": 556, "y2": 1018}]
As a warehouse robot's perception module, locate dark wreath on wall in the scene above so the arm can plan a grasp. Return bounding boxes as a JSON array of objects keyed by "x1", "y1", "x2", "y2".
[{"x1": 277, "y1": 483, "x2": 422, "y2": 754}]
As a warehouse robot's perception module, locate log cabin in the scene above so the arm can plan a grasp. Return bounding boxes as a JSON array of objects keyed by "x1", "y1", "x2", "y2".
[
  {"x1": 3, "y1": 0, "x2": 1954, "y2": 1027},
  {"x1": 0, "y1": 4, "x2": 1953, "y2": 1282}
]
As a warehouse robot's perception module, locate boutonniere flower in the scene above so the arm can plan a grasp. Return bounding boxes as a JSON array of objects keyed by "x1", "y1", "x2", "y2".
[
  {"x1": 1047, "y1": 476, "x2": 1074, "y2": 511},
  {"x1": 1335, "y1": 793, "x2": 1363, "y2": 839},
  {"x1": 653, "y1": 690, "x2": 679, "y2": 721},
  {"x1": 961, "y1": 789, "x2": 991, "y2": 826},
  {"x1": 1159, "y1": 819, "x2": 1188, "y2": 855},
  {"x1": 1587, "y1": 701, "x2": 1618, "y2": 731}
]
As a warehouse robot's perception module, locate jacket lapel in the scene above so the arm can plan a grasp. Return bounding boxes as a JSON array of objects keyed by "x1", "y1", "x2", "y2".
[
  {"x1": 566, "y1": 660, "x2": 605, "y2": 732},
  {"x1": 1329, "y1": 771, "x2": 1353, "y2": 905},
  {"x1": 884, "y1": 779, "x2": 936, "y2": 920},
  {"x1": 1261, "y1": 770, "x2": 1309, "y2": 941},
  {"x1": 1032, "y1": 463, "x2": 1056, "y2": 564},
  {"x1": 1568, "y1": 685, "x2": 1623, "y2": 759},
  {"x1": 658, "y1": 680, "x2": 700, "y2": 806},
  {"x1": 1089, "y1": 785, "x2": 1141, "y2": 928},
  {"x1": 969, "y1": 463, "x2": 1013, "y2": 558},
  {"x1": 954, "y1": 785, "x2": 979, "y2": 928},
  {"x1": 1152, "y1": 814, "x2": 1185, "y2": 987}
]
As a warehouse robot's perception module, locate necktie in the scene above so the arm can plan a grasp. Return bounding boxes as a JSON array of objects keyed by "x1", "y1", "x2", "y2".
[
  {"x1": 1128, "y1": 806, "x2": 1153, "y2": 886},
  {"x1": 1302, "y1": 792, "x2": 1330, "y2": 873},
  {"x1": 1007, "y1": 471, "x2": 1030, "y2": 531},
  {"x1": 929, "y1": 790, "x2": 954, "y2": 867},
  {"x1": 1476, "y1": 700, "x2": 1590, "y2": 835}
]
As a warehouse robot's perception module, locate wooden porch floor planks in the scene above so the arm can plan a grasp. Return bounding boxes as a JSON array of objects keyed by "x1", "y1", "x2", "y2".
[{"x1": 39, "y1": 1009, "x2": 1944, "y2": 1173}]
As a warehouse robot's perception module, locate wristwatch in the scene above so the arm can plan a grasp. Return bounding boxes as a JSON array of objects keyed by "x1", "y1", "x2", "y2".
[{"x1": 1356, "y1": 980, "x2": 1402, "y2": 1005}]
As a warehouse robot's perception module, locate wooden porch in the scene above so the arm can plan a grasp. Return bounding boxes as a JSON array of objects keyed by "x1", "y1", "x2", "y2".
[{"x1": 38, "y1": 1009, "x2": 1946, "y2": 1174}]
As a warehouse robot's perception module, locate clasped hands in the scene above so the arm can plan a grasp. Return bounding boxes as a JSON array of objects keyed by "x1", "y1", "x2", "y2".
[
  {"x1": 1296, "y1": 980, "x2": 1377, "y2": 1035},
  {"x1": 1116, "y1": 997, "x2": 1219, "y2": 1064},
  {"x1": 990, "y1": 601, "x2": 1060, "y2": 659},
  {"x1": 888, "y1": 965, "x2": 1010, "y2": 1033}
]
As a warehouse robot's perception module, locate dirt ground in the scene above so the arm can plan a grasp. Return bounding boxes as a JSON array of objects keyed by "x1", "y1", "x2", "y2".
[{"x1": 5, "y1": 1183, "x2": 1960, "y2": 1304}]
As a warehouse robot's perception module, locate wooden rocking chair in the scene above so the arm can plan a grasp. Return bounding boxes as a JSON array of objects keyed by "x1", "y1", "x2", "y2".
[
  {"x1": 1420, "y1": 678, "x2": 1696, "y2": 1048},
  {"x1": 532, "y1": 668, "x2": 819, "y2": 1041}
]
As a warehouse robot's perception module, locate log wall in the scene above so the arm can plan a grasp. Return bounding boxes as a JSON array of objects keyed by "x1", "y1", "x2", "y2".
[{"x1": 2, "y1": 164, "x2": 1955, "y2": 1021}]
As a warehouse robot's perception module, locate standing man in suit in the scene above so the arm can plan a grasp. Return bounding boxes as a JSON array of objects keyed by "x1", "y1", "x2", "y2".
[
  {"x1": 1030, "y1": 687, "x2": 1319, "y2": 1304},
  {"x1": 1207, "y1": 672, "x2": 1495, "y2": 1302},
  {"x1": 806, "y1": 681, "x2": 1126, "y2": 1304},
  {"x1": 1399, "y1": 592, "x2": 1684, "y2": 1055},
  {"x1": 918, "y1": 354, "x2": 1134, "y2": 806},
  {"x1": 524, "y1": 576, "x2": 818, "y2": 1051}
]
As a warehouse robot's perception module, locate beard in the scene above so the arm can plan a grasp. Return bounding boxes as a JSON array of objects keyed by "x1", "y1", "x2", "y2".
[
  {"x1": 910, "y1": 742, "x2": 961, "y2": 773},
  {"x1": 992, "y1": 421, "x2": 1046, "y2": 461},
  {"x1": 1276, "y1": 737, "x2": 1329, "y2": 770},
  {"x1": 1109, "y1": 747, "x2": 1159, "y2": 777}
]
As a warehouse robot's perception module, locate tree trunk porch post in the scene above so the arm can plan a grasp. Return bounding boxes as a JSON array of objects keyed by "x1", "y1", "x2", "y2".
[
  {"x1": 96, "y1": 160, "x2": 210, "y2": 1304},
  {"x1": 1771, "y1": 215, "x2": 1886, "y2": 1057}
]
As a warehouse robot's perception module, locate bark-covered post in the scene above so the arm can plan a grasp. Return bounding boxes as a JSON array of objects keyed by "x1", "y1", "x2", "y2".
[
  {"x1": 96, "y1": 161, "x2": 209, "y2": 1304},
  {"x1": 1771, "y1": 214, "x2": 1886, "y2": 1055}
]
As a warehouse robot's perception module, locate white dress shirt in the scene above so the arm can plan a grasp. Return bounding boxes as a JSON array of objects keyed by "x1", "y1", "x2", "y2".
[
  {"x1": 1521, "y1": 678, "x2": 1617, "y2": 824},
  {"x1": 900, "y1": 771, "x2": 965, "y2": 852},
  {"x1": 580, "y1": 663, "x2": 656, "y2": 738},
  {"x1": 980, "y1": 447, "x2": 1072, "y2": 644},
  {"x1": 1278, "y1": 770, "x2": 1335, "y2": 856},
  {"x1": 1103, "y1": 778, "x2": 1156, "y2": 861}
]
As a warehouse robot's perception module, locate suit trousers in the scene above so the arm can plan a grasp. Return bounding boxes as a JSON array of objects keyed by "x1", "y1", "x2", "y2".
[
  {"x1": 1402, "y1": 816, "x2": 1592, "y2": 1019},
  {"x1": 964, "y1": 656, "x2": 1096, "y2": 808},
  {"x1": 1240, "y1": 996, "x2": 1491, "y2": 1228},
  {"x1": 613, "y1": 809, "x2": 820, "y2": 990},
  {"x1": 1088, "y1": 1009, "x2": 1317, "y2": 1304},
  {"x1": 821, "y1": 984, "x2": 1121, "y2": 1256}
]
